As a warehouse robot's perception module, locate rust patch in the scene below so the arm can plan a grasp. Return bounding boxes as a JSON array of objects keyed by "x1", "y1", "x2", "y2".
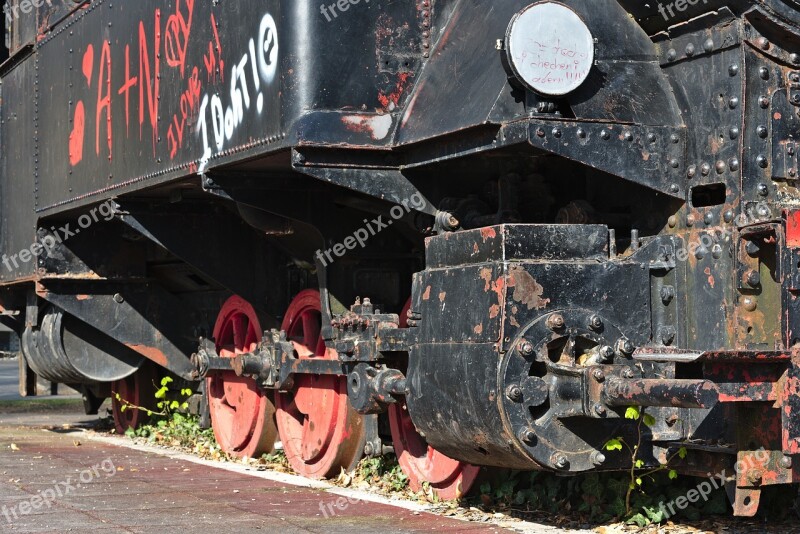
[
  {"x1": 438, "y1": 291, "x2": 446, "y2": 303},
  {"x1": 422, "y1": 286, "x2": 431, "y2": 301},
  {"x1": 507, "y1": 266, "x2": 550, "y2": 310},
  {"x1": 473, "y1": 324, "x2": 483, "y2": 335},
  {"x1": 489, "y1": 304, "x2": 500, "y2": 319},
  {"x1": 76, "y1": 294, "x2": 91, "y2": 301},
  {"x1": 479, "y1": 227, "x2": 497, "y2": 242},
  {"x1": 479, "y1": 268, "x2": 493, "y2": 292},
  {"x1": 125, "y1": 344, "x2": 168, "y2": 367},
  {"x1": 704, "y1": 267, "x2": 715, "y2": 289}
]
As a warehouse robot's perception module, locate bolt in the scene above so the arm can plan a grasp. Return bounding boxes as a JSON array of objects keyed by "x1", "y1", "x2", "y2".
[
  {"x1": 665, "y1": 414, "x2": 680, "y2": 426},
  {"x1": 660, "y1": 285, "x2": 676, "y2": 305},
  {"x1": 744, "y1": 270, "x2": 761, "y2": 288},
  {"x1": 592, "y1": 368, "x2": 605, "y2": 382},
  {"x1": 591, "y1": 451, "x2": 606, "y2": 466},
  {"x1": 520, "y1": 429, "x2": 537, "y2": 445},
  {"x1": 617, "y1": 338, "x2": 635, "y2": 356},
  {"x1": 546, "y1": 314, "x2": 565, "y2": 331},
  {"x1": 589, "y1": 315, "x2": 603, "y2": 330},
  {"x1": 599, "y1": 346, "x2": 615, "y2": 363},
  {"x1": 506, "y1": 384, "x2": 523, "y2": 402},
  {"x1": 113, "y1": 293, "x2": 124, "y2": 303},
  {"x1": 593, "y1": 404, "x2": 607, "y2": 417},
  {"x1": 518, "y1": 341, "x2": 534, "y2": 356},
  {"x1": 780, "y1": 456, "x2": 792, "y2": 469},
  {"x1": 552, "y1": 454, "x2": 569, "y2": 469},
  {"x1": 623, "y1": 368, "x2": 636, "y2": 379}
]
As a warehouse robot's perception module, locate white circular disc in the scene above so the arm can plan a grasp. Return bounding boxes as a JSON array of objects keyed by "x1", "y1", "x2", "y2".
[{"x1": 506, "y1": 2, "x2": 594, "y2": 96}]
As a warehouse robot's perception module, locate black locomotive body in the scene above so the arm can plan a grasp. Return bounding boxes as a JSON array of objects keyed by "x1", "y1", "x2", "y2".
[{"x1": 4, "y1": 0, "x2": 800, "y2": 515}]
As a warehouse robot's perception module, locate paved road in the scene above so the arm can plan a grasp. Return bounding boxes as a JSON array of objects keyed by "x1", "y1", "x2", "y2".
[
  {"x1": 0, "y1": 359, "x2": 80, "y2": 401},
  {"x1": 0, "y1": 426, "x2": 520, "y2": 533}
]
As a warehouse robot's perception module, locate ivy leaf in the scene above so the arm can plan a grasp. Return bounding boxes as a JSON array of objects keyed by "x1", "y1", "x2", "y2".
[
  {"x1": 155, "y1": 387, "x2": 168, "y2": 399},
  {"x1": 181, "y1": 388, "x2": 193, "y2": 397},
  {"x1": 170, "y1": 400, "x2": 180, "y2": 410},
  {"x1": 634, "y1": 459, "x2": 644, "y2": 468},
  {"x1": 160, "y1": 376, "x2": 174, "y2": 387},
  {"x1": 668, "y1": 469, "x2": 678, "y2": 480},
  {"x1": 635, "y1": 477, "x2": 643, "y2": 486},
  {"x1": 120, "y1": 405, "x2": 127, "y2": 412},
  {"x1": 604, "y1": 438, "x2": 623, "y2": 451},
  {"x1": 678, "y1": 447, "x2": 688, "y2": 459},
  {"x1": 625, "y1": 406, "x2": 641, "y2": 420},
  {"x1": 181, "y1": 402, "x2": 189, "y2": 410},
  {"x1": 643, "y1": 414, "x2": 656, "y2": 427},
  {"x1": 627, "y1": 513, "x2": 649, "y2": 527}
]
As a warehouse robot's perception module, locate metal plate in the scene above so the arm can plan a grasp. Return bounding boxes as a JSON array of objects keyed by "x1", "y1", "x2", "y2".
[{"x1": 505, "y1": 2, "x2": 594, "y2": 96}]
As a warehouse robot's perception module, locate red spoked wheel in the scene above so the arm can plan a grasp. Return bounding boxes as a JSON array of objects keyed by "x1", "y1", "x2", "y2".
[
  {"x1": 207, "y1": 296, "x2": 278, "y2": 458},
  {"x1": 275, "y1": 289, "x2": 365, "y2": 478},
  {"x1": 111, "y1": 362, "x2": 157, "y2": 435},
  {"x1": 388, "y1": 299, "x2": 480, "y2": 500}
]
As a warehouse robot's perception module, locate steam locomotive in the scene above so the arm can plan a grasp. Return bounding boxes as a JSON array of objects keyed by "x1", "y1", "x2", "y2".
[{"x1": 3, "y1": 0, "x2": 800, "y2": 515}]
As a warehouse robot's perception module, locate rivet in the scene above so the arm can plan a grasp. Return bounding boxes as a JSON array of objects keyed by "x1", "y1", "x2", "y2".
[
  {"x1": 552, "y1": 128, "x2": 562, "y2": 138},
  {"x1": 724, "y1": 210, "x2": 734, "y2": 223},
  {"x1": 743, "y1": 297, "x2": 757, "y2": 312},
  {"x1": 729, "y1": 64, "x2": 739, "y2": 76},
  {"x1": 757, "y1": 37, "x2": 770, "y2": 50},
  {"x1": 703, "y1": 38, "x2": 714, "y2": 53},
  {"x1": 759, "y1": 66, "x2": 770, "y2": 80},
  {"x1": 647, "y1": 133, "x2": 657, "y2": 143},
  {"x1": 687, "y1": 165, "x2": 697, "y2": 178},
  {"x1": 670, "y1": 133, "x2": 680, "y2": 144},
  {"x1": 600, "y1": 129, "x2": 610, "y2": 140},
  {"x1": 715, "y1": 161, "x2": 726, "y2": 174},
  {"x1": 701, "y1": 163, "x2": 711, "y2": 176},
  {"x1": 730, "y1": 127, "x2": 740, "y2": 139},
  {"x1": 729, "y1": 158, "x2": 740, "y2": 171},
  {"x1": 577, "y1": 128, "x2": 586, "y2": 139},
  {"x1": 758, "y1": 183, "x2": 769, "y2": 196},
  {"x1": 712, "y1": 244, "x2": 722, "y2": 258},
  {"x1": 705, "y1": 212, "x2": 714, "y2": 225},
  {"x1": 667, "y1": 49, "x2": 677, "y2": 61},
  {"x1": 757, "y1": 125, "x2": 768, "y2": 139},
  {"x1": 685, "y1": 43, "x2": 695, "y2": 56},
  {"x1": 668, "y1": 215, "x2": 678, "y2": 228},
  {"x1": 670, "y1": 159, "x2": 680, "y2": 169},
  {"x1": 759, "y1": 96, "x2": 770, "y2": 109},
  {"x1": 687, "y1": 214, "x2": 696, "y2": 226},
  {"x1": 669, "y1": 183, "x2": 680, "y2": 193},
  {"x1": 729, "y1": 97, "x2": 740, "y2": 109},
  {"x1": 757, "y1": 155, "x2": 769, "y2": 169}
]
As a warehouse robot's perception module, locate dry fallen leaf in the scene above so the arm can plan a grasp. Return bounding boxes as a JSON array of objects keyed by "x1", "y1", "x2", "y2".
[
  {"x1": 73, "y1": 440, "x2": 81, "y2": 447},
  {"x1": 10, "y1": 443, "x2": 19, "y2": 451}
]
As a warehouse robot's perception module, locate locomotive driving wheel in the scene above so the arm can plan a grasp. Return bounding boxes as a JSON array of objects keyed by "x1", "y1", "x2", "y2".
[
  {"x1": 111, "y1": 362, "x2": 157, "y2": 435},
  {"x1": 275, "y1": 289, "x2": 365, "y2": 479},
  {"x1": 207, "y1": 296, "x2": 278, "y2": 458},
  {"x1": 388, "y1": 299, "x2": 480, "y2": 500}
]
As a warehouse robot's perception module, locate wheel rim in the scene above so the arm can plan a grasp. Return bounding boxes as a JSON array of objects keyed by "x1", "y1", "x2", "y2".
[
  {"x1": 111, "y1": 363, "x2": 155, "y2": 434},
  {"x1": 207, "y1": 296, "x2": 277, "y2": 458},
  {"x1": 275, "y1": 289, "x2": 365, "y2": 478},
  {"x1": 388, "y1": 299, "x2": 480, "y2": 500}
]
